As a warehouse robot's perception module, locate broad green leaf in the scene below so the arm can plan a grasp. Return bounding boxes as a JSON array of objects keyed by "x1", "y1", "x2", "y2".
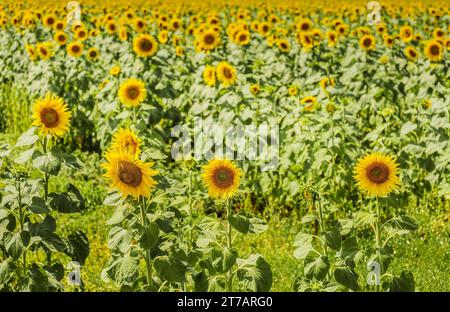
[
  {"x1": 293, "y1": 232, "x2": 314, "y2": 260},
  {"x1": 248, "y1": 217, "x2": 268, "y2": 234},
  {"x1": 354, "y1": 211, "x2": 376, "y2": 228},
  {"x1": 228, "y1": 214, "x2": 250, "y2": 234},
  {"x1": 304, "y1": 254, "x2": 330, "y2": 281},
  {"x1": 32, "y1": 150, "x2": 62, "y2": 175},
  {"x1": 334, "y1": 267, "x2": 359, "y2": 291},
  {"x1": 236, "y1": 254, "x2": 272, "y2": 292},
  {"x1": 29, "y1": 197, "x2": 50, "y2": 214},
  {"x1": 390, "y1": 271, "x2": 415, "y2": 292},
  {"x1": 6, "y1": 231, "x2": 30, "y2": 260},
  {"x1": 140, "y1": 222, "x2": 159, "y2": 250},
  {"x1": 324, "y1": 227, "x2": 342, "y2": 251},
  {"x1": 108, "y1": 227, "x2": 130, "y2": 253},
  {"x1": 15, "y1": 127, "x2": 38, "y2": 147},
  {"x1": 153, "y1": 256, "x2": 187, "y2": 283},
  {"x1": 389, "y1": 215, "x2": 418, "y2": 231}
]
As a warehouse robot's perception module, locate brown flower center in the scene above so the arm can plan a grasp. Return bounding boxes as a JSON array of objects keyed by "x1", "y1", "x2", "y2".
[
  {"x1": 366, "y1": 163, "x2": 389, "y2": 184},
  {"x1": 409, "y1": 49, "x2": 416, "y2": 57},
  {"x1": 72, "y1": 45, "x2": 80, "y2": 53},
  {"x1": 363, "y1": 38, "x2": 372, "y2": 47},
  {"x1": 301, "y1": 23, "x2": 309, "y2": 31},
  {"x1": 40, "y1": 108, "x2": 59, "y2": 128},
  {"x1": 429, "y1": 44, "x2": 440, "y2": 56},
  {"x1": 139, "y1": 38, "x2": 153, "y2": 52},
  {"x1": 223, "y1": 67, "x2": 232, "y2": 79},
  {"x1": 239, "y1": 34, "x2": 247, "y2": 42},
  {"x1": 213, "y1": 167, "x2": 234, "y2": 189},
  {"x1": 118, "y1": 161, "x2": 142, "y2": 187},
  {"x1": 126, "y1": 86, "x2": 140, "y2": 100},
  {"x1": 204, "y1": 34, "x2": 215, "y2": 45},
  {"x1": 47, "y1": 17, "x2": 54, "y2": 25}
]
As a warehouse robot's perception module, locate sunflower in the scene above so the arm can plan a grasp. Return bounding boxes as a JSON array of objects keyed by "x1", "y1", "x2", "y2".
[
  {"x1": 25, "y1": 44, "x2": 38, "y2": 61},
  {"x1": 118, "y1": 78, "x2": 146, "y2": 107},
  {"x1": 277, "y1": 39, "x2": 290, "y2": 52},
  {"x1": 133, "y1": 18, "x2": 146, "y2": 32},
  {"x1": 36, "y1": 42, "x2": 54, "y2": 60},
  {"x1": 32, "y1": 93, "x2": 71, "y2": 137},
  {"x1": 201, "y1": 159, "x2": 242, "y2": 200},
  {"x1": 424, "y1": 40, "x2": 443, "y2": 62},
  {"x1": 105, "y1": 20, "x2": 117, "y2": 34},
  {"x1": 102, "y1": 151, "x2": 158, "y2": 199},
  {"x1": 110, "y1": 65, "x2": 121, "y2": 76},
  {"x1": 53, "y1": 20, "x2": 65, "y2": 32},
  {"x1": 359, "y1": 34, "x2": 376, "y2": 51},
  {"x1": 326, "y1": 30, "x2": 338, "y2": 47},
  {"x1": 42, "y1": 14, "x2": 56, "y2": 28},
  {"x1": 400, "y1": 25, "x2": 413, "y2": 42},
  {"x1": 320, "y1": 77, "x2": 335, "y2": 91},
  {"x1": 297, "y1": 18, "x2": 312, "y2": 32},
  {"x1": 54, "y1": 31, "x2": 68, "y2": 45},
  {"x1": 404, "y1": 46, "x2": 418, "y2": 62},
  {"x1": 133, "y1": 34, "x2": 158, "y2": 57},
  {"x1": 384, "y1": 35, "x2": 394, "y2": 48},
  {"x1": 216, "y1": 61, "x2": 237, "y2": 87},
  {"x1": 203, "y1": 65, "x2": 216, "y2": 87},
  {"x1": 301, "y1": 96, "x2": 318, "y2": 112},
  {"x1": 250, "y1": 84, "x2": 260, "y2": 95},
  {"x1": 288, "y1": 86, "x2": 298, "y2": 96},
  {"x1": 110, "y1": 127, "x2": 141, "y2": 158},
  {"x1": 432, "y1": 27, "x2": 445, "y2": 39},
  {"x1": 235, "y1": 30, "x2": 250, "y2": 45},
  {"x1": 198, "y1": 29, "x2": 220, "y2": 51},
  {"x1": 67, "y1": 41, "x2": 84, "y2": 57},
  {"x1": 87, "y1": 47, "x2": 99, "y2": 61},
  {"x1": 75, "y1": 28, "x2": 88, "y2": 41},
  {"x1": 353, "y1": 152, "x2": 400, "y2": 197},
  {"x1": 258, "y1": 22, "x2": 270, "y2": 36}
]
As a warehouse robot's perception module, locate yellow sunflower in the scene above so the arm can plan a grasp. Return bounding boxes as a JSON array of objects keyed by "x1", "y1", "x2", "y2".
[
  {"x1": 54, "y1": 31, "x2": 68, "y2": 45},
  {"x1": 32, "y1": 93, "x2": 71, "y2": 137},
  {"x1": 67, "y1": 41, "x2": 84, "y2": 57},
  {"x1": 250, "y1": 84, "x2": 260, "y2": 95},
  {"x1": 198, "y1": 29, "x2": 220, "y2": 51},
  {"x1": 133, "y1": 34, "x2": 158, "y2": 57},
  {"x1": 424, "y1": 40, "x2": 444, "y2": 62},
  {"x1": 400, "y1": 25, "x2": 413, "y2": 42},
  {"x1": 110, "y1": 65, "x2": 121, "y2": 76},
  {"x1": 288, "y1": 86, "x2": 298, "y2": 96},
  {"x1": 359, "y1": 34, "x2": 376, "y2": 51},
  {"x1": 404, "y1": 46, "x2": 419, "y2": 62},
  {"x1": 235, "y1": 30, "x2": 250, "y2": 45},
  {"x1": 110, "y1": 127, "x2": 141, "y2": 158},
  {"x1": 203, "y1": 65, "x2": 216, "y2": 87},
  {"x1": 320, "y1": 77, "x2": 335, "y2": 91},
  {"x1": 102, "y1": 151, "x2": 158, "y2": 199},
  {"x1": 118, "y1": 78, "x2": 146, "y2": 108},
  {"x1": 353, "y1": 152, "x2": 400, "y2": 197},
  {"x1": 201, "y1": 159, "x2": 242, "y2": 200},
  {"x1": 36, "y1": 42, "x2": 54, "y2": 60},
  {"x1": 87, "y1": 47, "x2": 99, "y2": 61},
  {"x1": 42, "y1": 14, "x2": 56, "y2": 28},
  {"x1": 216, "y1": 61, "x2": 237, "y2": 87},
  {"x1": 25, "y1": 44, "x2": 38, "y2": 61},
  {"x1": 301, "y1": 96, "x2": 318, "y2": 112},
  {"x1": 277, "y1": 39, "x2": 290, "y2": 52}
]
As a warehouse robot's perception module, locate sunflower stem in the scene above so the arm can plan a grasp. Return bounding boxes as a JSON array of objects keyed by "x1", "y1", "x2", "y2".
[
  {"x1": 374, "y1": 197, "x2": 384, "y2": 292},
  {"x1": 140, "y1": 196, "x2": 153, "y2": 291},
  {"x1": 226, "y1": 199, "x2": 233, "y2": 292}
]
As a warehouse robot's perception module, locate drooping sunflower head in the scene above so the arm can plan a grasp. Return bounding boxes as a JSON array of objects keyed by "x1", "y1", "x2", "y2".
[
  {"x1": 404, "y1": 46, "x2": 418, "y2": 62},
  {"x1": 133, "y1": 34, "x2": 158, "y2": 57},
  {"x1": 201, "y1": 159, "x2": 242, "y2": 200},
  {"x1": 32, "y1": 92, "x2": 71, "y2": 137},
  {"x1": 118, "y1": 78, "x2": 146, "y2": 108},
  {"x1": 110, "y1": 127, "x2": 141, "y2": 158},
  {"x1": 216, "y1": 61, "x2": 237, "y2": 87},
  {"x1": 67, "y1": 41, "x2": 84, "y2": 57},
  {"x1": 359, "y1": 34, "x2": 376, "y2": 51},
  {"x1": 353, "y1": 152, "x2": 400, "y2": 197},
  {"x1": 102, "y1": 151, "x2": 158, "y2": 199},
  {"x1": 203, "y1": 65, "x2": 216, "y2": 87},
  {"x1": 424, "y1": 39, "x2": 443, "y2": 62}
]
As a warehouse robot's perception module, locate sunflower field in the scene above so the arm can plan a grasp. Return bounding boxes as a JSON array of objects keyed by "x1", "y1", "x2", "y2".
[{"x1": 0, "y1": 0, "x2": 449, "y2": 293}]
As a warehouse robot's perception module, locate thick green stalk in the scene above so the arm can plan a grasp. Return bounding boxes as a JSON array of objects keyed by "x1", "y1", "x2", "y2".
[
  {"x1": 374, "y1": 197, "x2": 384, "y2": 292},
  {"x1": 140, "y1": 197, "x2": 153, "y2": 291},
  {"x1": 226, "y1": 200, "x2": 233, "y2": 292}
]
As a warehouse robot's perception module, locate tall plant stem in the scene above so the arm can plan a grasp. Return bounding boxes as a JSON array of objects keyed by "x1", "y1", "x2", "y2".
[
  {"x1": 374, "y1": 197, "x2": 384, "y2": 292},
  {"x1": 42, "y1": 136, "x2": 49, "y2": 201},
  {"x1": 17, "y1": 183, "x2": 27, "y2": 276},
  {"x1": 226, "y1": 200, "x2": 233, "y2": 292},
  {"x1": 140, "y1": 197, "x2": 153, "y2": 291},
  {"x1": 317, "y1": 199, "x2": 328, "y2": 256}
]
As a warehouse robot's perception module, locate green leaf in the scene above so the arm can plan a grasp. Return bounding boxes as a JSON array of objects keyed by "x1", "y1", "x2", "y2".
[
  {"x1": 339, "y1": 219, "x2": 353, "y2": 235},
  {"x1": 400, "y1": 122, "x2": 417, "y2": 136},
  {"x1": 106, "y1": 205, "x2": 131, "y2": 225},
  {"x1": 108, "y1": 227, "x2": 130, "y2": 253},
  {"x1": 153, "y1": 256, "x2": 187, "y2": 283},
  {"x1": 389, "y1": 215, "x2": 418, "y2": 231},
  {"x1": 293, "y1": 232, "x2": 314, "y2": 260},
  {"x1": 64, "y1": 230, "x2": 90, "y2": 265},
  {"x1": 15, "y1": 147, "x2": 35, "y2": 164},
  {"x1": 0, "y1": 260, "x2": 14, "y2": 284},
  {"x1": 221, "y1": 247, "x2": 237, "y2": 272},
  {"x1": 15, "y1": 127, "x2": 38, "y2": 147},
  {"x1": 236, "y1": 254, "x2": 272, "y2": 292},
  {"x1": 228, "y1": 214, "x2": 250, "y2": 234},
  {"x1": 103, "y1": 192, "x2": 124, "y2": 206},
  {"x1": 304, "y1": 254, "x2": 329, "y2": 281},
  {"x1": 248, "y1": 217, "x2": 268, "y2": 234},
  {"x1": 49, "y1": 184, "x2": 85, "y2": 213},
  {"x1": 340, "y1": 237, "x2": 359, "y2": 260},
  {"x1": 7, "y1": 232, "x2": 30, "y2": 260},
  {"x1": 29, "y1": 197, "x2": 50, "y2": 214},
  {"x1": 390, "y1": 271, "x2": 415, "y2": 292},
  {"x1": 354, "y1": 211, "x2": 376, "y2": 228},
  {"x1": 140, "y1": 222, "x2": 159, "y2": 250},
  {"x1": 115, "y1": 254, "x2": 139, "y2": 284},
  {"x1": 301, "y1": 214, "x2": 317, "y2": 224},
  {"x1": 334, "y1": 267, "x2": 359, "y2": 291},
  {"x1": 324, "y1": 226, "x2": 342, "y2": 251},
  {"x1": 193, "y1": 271, "x2": 209, "y2": 292},
  {"x1": 32, "y1": 150, "x2": 62, "y2": 175}
]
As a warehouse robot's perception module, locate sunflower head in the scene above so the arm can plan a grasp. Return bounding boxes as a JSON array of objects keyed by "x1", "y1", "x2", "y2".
[
  {"x1": 353, "y1": 152, "x2": 400, "y2": 197},
  {"x1": 102, "y1": 151, "x2": 158, "y2": 199},
  {"x1": 216, "y1": 61, "x2": 237, "y2": 87},
  {"x1": 288, "y1": 86, "x2": 298, "y2": 96},
  {"x1": 110, "y1": 127, "x2": 141, "y2": 158},
  {"x1": 133, "y1": 34, "x2": 158, "y2": 57},
  {"x1": 118, "y1": 78, "x2": 146, "y2": 108},
  {"x1": 198, "y1": 29, "x2": 220, "y2": 51},
  {"x1": 54, "y1": 31, "x2": 68, "y2": 45},
  {"x1": 424, "y1": 40, "x2": 443, "y2": 62},
  {"x1": 404, "y1": 46, "x2": 418, "y2": 62},
  {"x1": 301, "y1": 96, "x2": 318, "y2": 112},
  {"x1": 67, "y1": 41, "x2": 84, "y2": 57},
  {"x1": 203, "y1": 65, "x2": 216, "y2": 87},
  {"x1": 110, "y1": 65, "x2": 121, "y2": 76},
  {"x1": 277, "y1": 39, "x2": 290, "y2": 52},
  {"x1": 202, "y1": 159, "x2": 242, "y2": 200},
  {"x1": 32, "y1": 93, "x2": 71, "y2": 137},
  {"x1": 359, "y1": 34, "x2": 376, "y2": 51},
  {"x1": 87, "y1": 47, "x2": 99, "y2": 61},
  {"x1": 250, "y1": 84, "x2": 260, "y2": 95},
  {"x1": 36, "y1": 42, "x2": 54, "y2": 60}
]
